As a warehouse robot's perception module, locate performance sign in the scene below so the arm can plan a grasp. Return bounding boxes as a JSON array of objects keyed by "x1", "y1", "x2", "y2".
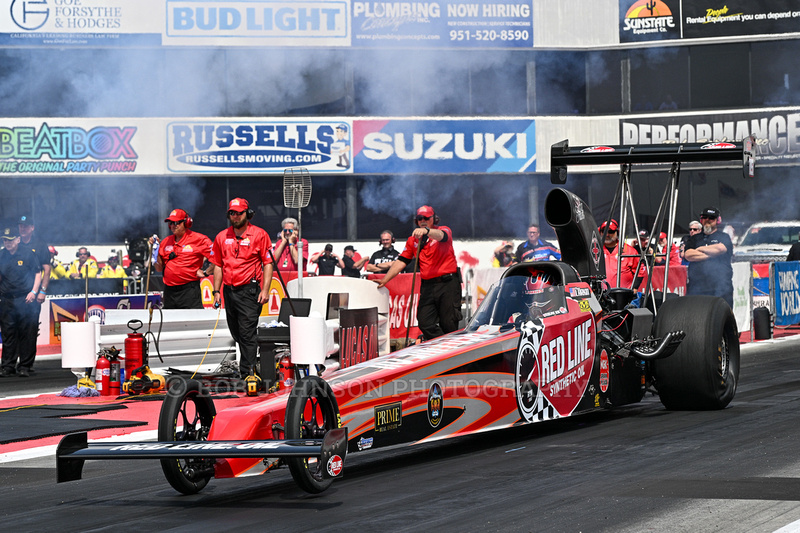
[
  {"x1": 352, "y1": 0, "x2": 533, "y2": 48},
  {"x1": 353, "y1": 118, "x2": 536, "y2": 174},
  {"x1": 620, "y1": 109, "x2": 800, "y2": 165}
]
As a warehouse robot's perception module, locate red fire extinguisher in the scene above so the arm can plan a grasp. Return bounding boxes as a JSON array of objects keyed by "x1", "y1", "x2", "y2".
[
  {"x1": 124, "y1": 319, "x2": 146, "y2": 379},
  {"x1": 96, "y1": 353, "x2": 111, "y2": 396},
  {"x1": 109, "y1": 353, "x2": 121, "y2": 396},
  {"x1": 278, "y1": 355, "x2": 295, "y2": 390}
]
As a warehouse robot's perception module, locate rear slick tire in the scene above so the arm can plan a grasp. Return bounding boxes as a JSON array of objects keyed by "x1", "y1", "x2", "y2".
[
  {"x1": 285, "y1": 376, "x2": 341, "y2": 494},
  {"x1": 158, "y1": 378, "x2": 216, "y2": 494},
  {"x1": 653, "y1": 295, "x2": 739, "y2": 410}
]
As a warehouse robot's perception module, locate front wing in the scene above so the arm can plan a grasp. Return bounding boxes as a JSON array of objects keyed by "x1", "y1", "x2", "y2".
[{"x1": 56, "y1": 428, "x2": 348, "y2": 483}]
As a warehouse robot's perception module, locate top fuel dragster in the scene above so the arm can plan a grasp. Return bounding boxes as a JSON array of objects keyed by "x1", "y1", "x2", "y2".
[{"x1": 57, "y1": 137, "x2": 754, "y2": 494}]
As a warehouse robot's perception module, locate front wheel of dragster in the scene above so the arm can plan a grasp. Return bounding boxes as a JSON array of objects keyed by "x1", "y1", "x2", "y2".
[
  {"x1": 285, "y1": 376, "x2": 341, "y2": 494},
  {"x1": 653, "y1": 295, "x2": 739, "y2": 410},
  {"x1": 158, "y1": 378, "x2": 217, "y2": 494}
]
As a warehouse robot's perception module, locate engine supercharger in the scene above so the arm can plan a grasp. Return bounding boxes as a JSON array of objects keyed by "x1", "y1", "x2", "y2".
[{"x1": 124, "y1": 319, "x2": 146, "y2": 380}]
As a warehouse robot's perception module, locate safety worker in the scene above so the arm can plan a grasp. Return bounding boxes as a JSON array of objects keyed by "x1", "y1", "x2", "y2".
[
  {"x1": 210, "y1": 198, "x2": 274, "y2": 377},
  {"x1": 49, "y1": 246, "x2": 68, "y2": 279},
  {"x1": 376, "y1": 205, "x2": 462, "y2": 341},
  {"x1": 67, "y1": 247, "x2": 98, "y2": 279},
  {"x1": 152, "y1": 209, "x2": 213, "y2": 309},
  {"x1": 0, "y1": 227, "x2": 42, "y2": 377},
  {"x1": 99, "y1": 255, "x2": 127, "y2": 278}
]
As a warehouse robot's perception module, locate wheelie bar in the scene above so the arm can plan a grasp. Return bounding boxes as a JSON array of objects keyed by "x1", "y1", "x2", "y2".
[{"x1": 56, "y1": 428, "x2": 348, "y2": 483}]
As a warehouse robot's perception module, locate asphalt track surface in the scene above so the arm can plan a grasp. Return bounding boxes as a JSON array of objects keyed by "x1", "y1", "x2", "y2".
[{"x1": 4, "y1": 338, "x2": 800, "y2": 533}]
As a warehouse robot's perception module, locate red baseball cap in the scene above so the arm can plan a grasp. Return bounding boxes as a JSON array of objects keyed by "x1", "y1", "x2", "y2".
[
  {"x1": 48, "y1": 245, "x2": 58, "y2": 255},
  {"x1": 164, "y1": 208, "x2": 188, "y2": 222},
  {"x1": 659, "y1": 232, "x2": 667, "y2": 240},
  {"x1": 417, "y1": 205, "x2": 435, "y2": 218},
  {"x1": 599, "y1": 219, "x2": 619, "y2": 232},
  {"x1": 228, "y1": 198, "x2": 249, "y2": 211}
]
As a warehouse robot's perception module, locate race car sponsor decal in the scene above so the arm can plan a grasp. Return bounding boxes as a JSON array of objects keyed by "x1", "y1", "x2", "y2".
[
  {"x1": 374, "y1": 401, "x2": 402, "y2": 433},
  {"x1": 515, "y1": 318, "x2": 547, "y2": 422},
  {"x1": 516, "y1": 315, "x2": 595, "y2": 421},
  {"x1": 591, "y1": 235, "x2": 601, "y2": 269},
  {"x1": 701, "y1": 142, "x2": 736, "y2": 150},
  {"x1": 357, "y1": 436, "x2": 374, "y2": 451},
  {"x1": 599, "y1": 349, "x2": 609, "y2": 393},
  {"x1": 580, "y1": 146, "x2": 615, "y2": 153},
  {"x1": 427, "y1": 382, "x2": 444, "y2": 428},
  {"x1": 327, "y1": 455, "x2": 344, "y2": 477},
  {"x1": 579, "y1": 300, "x2": 591, "y2": 312},
  {"x1": 569, "y1": 287, "x2": 591, "y2": 298}
]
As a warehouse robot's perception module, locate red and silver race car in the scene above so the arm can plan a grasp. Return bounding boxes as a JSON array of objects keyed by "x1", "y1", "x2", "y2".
[{"x1": 57, "y1": 138, "x2": 753, "y2": 495}]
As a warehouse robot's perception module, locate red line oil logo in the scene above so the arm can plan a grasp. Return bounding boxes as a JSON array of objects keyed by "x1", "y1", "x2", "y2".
[{"x1": 538, "y1": 317, "x2": 595, "y2": 416}]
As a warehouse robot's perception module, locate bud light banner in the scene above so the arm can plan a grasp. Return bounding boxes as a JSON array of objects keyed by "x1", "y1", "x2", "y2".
[
  {"x1": 353, "y1": 119, "x2": 536, "y2": 174},
  {"x1": 167, "y1": 120, "x2": 353, "y2": 174},
  {"x1": 773, "y1": 261, "x2": 800, "y2": 326},
  {"x1": 620, "y1": 109, "x2": 800, "y2": 166}
]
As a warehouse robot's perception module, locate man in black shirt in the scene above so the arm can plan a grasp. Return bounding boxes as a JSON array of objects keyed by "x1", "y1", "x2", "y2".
[
  {"x1": 366, "y1": 230, "x2": 407, "y2": 274},
  {"x1": 342, "y1": 245, "x2": 367, "y2": 278},
  {"x1": 0, "y1": 227, "x2": 43, "y2": 377},
  {"x1": 310, "y1": 244, "x2": 343, "y2": 276},
  {"x1": 684, "y1": 207, "x2": 734, "y2": 308},
  {"x1": 17, "y1": 214, "x2": 51, "y2": 369}
]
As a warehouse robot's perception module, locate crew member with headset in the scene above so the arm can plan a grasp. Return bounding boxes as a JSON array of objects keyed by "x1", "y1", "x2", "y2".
[
  {"x1": 366, "y1": 230, "x2": 414, "y2": 274},
  {"x1": 150, "y1": 208, "x2": 213, "y2": 309},
  {"x1": 210, "y1": 198, "x2": 273, "y2": 377},
  {"x1": 67, "y1": 247, "x2": 98, "y2": 278},
  {"x1": 376, "y1": 205, "x2": 461, "y2": 340}
]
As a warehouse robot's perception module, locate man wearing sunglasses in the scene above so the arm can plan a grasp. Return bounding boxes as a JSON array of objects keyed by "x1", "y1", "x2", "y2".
[
  {"x1": 67, "y1": 247, "x2": 98, "y2": 279},
  {"x1": 683, "y1": 207, "x2": 734, "y2": 308},
  {"x1": 680, "y1": 220, "x2": 701, "y2": 265},
  {"x1": 376, "y1": 205, "x2": 461, "y2": 341},
  {"x1": 152, "y1": 208, "x2": 213, "y2": 309},
  {"x1": 211, "y1": 198, "x2": 274, "y2": 377}
]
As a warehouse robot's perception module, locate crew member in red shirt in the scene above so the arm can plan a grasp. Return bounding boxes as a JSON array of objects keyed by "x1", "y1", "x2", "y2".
[
  {"x1": 599, "y1": 219, "x2": 637, "y2": 288},
  {"x1": 376, "y1": 205, "x2": 461, "y2": 340},
  {"x1": 211, "y1": 198, "x2": 274, "y2": 376},
  {"x1": 154, "y1": 208, "x2": 213, "y2": 309}
]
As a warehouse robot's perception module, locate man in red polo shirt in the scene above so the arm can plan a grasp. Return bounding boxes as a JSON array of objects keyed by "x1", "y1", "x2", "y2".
[
  {"x1": 211, "y1": 198, "x2": 274, "y2": 376},
  {"x1": 154, "y1": 208, "x2": 213, "y2": 309},
  {"x1": 376, "y1": 205, "x2": 461, "y2": 340}
]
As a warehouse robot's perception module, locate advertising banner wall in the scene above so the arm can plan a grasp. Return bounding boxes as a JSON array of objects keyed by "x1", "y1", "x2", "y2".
[
  {"x1": 0, "y1": 118, "x2": 163, "y2": 176},
  {"x1": 773, "y1": 260, "x2": 800, "y2": 326},
  {"x1": 2, "y1": 0, "x2": 162, "y2": 47},
  {"x1": 351, "y1": 0, "x2": 533, "y2": 48},
  {"x1": 167, "y1": 119, "x2": 354, "y2": 174},
  {"x1": 619, "y1": 0, "x2": 800, "y2": 43},
  {"x1": 620, "y1": 108, "x2": 800, "y2": 166},
  {"x1": 353, "y1": 118, "x2": 536, "y2": 174}
]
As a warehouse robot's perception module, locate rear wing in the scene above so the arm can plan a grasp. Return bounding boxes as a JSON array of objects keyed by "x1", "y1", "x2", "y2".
[{"x1": 550, "y1": 136, "x2": 755, "y2": 184}]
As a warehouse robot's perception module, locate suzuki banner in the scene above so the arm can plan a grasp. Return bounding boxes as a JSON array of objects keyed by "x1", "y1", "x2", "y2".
[{"x1": 353, "y1": 118, "x2": 537, "y2": 174}]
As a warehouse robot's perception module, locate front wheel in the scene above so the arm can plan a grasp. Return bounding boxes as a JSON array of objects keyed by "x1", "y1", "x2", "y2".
[
  {"x1": 285, "y1": 376, "x2": 341, "y2": 494},
  {"x1": 653, "y1": 296, "x2": 739, "y2": 410},
  {"x1": 158, "y1": 378, "x2": 216, "y2": 494}
]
